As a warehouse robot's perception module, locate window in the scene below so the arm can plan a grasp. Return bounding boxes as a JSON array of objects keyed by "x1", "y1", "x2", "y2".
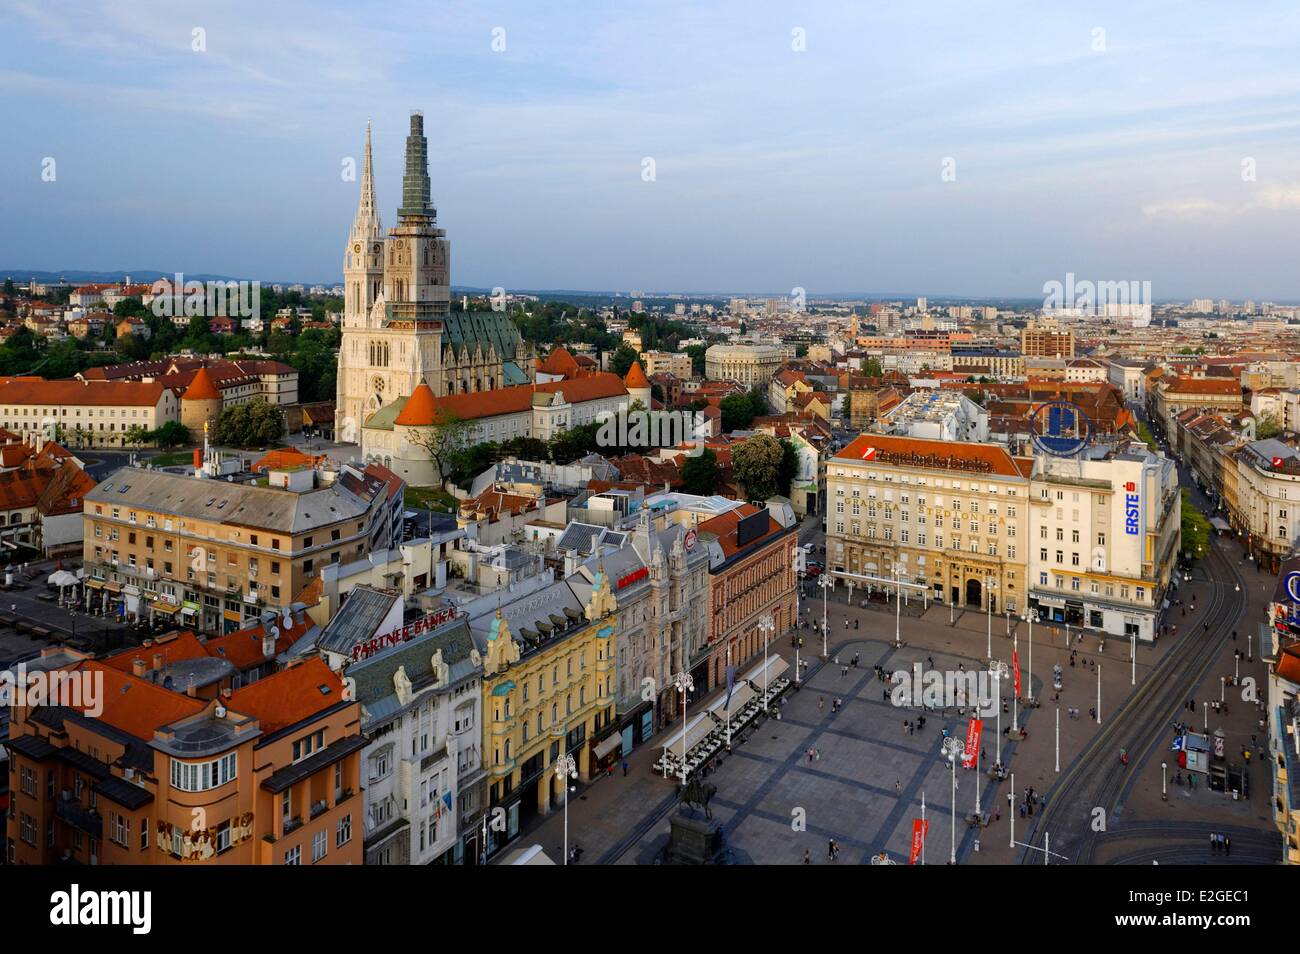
[
  {"x1": 170, "y1": 753, "x2": 237, "y2": 792},
  {"x1": 312, "y1": 829, "x2": 327, "y2": 863},
  {"x1": 285, "y1": 845, "x2": 301, "y2": 865},
  {"x1": 337, "y1": 814, "x2": 352, "y2": 847}
]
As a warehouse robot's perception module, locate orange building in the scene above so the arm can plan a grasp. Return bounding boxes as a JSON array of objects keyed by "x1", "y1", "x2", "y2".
[
  {"x1": 6, "y1": 645, "x2": 363, "y2": 866},
  {"x1": 695, "y1": 504, "x2": 797, "y2": 695}
]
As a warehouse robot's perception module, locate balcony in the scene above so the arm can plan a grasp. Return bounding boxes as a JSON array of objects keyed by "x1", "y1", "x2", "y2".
[{"x1": 55, "y1": 795, "x2": 103, "y2": 839}]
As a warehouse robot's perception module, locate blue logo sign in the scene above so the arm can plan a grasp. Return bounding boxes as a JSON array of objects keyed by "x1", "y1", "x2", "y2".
[
  {"x1": 1123, "y1": 480, "x2": 1141, "y2": 536},
  {"x1": 1029, "y1": 400, "x2": 1092, "y2": 457}
]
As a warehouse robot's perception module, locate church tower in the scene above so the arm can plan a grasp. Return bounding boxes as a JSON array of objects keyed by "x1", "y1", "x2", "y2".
[
  {"x1": 337, "y1": 122, "x2": 385, "y2": 439},
  {"x1": 384, "y1": 111, "x2": 451, "y2": 322}
]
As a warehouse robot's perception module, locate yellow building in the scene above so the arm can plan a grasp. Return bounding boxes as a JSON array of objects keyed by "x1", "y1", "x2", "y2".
[{"x1": 476, "y1": 571, "x2": 618, "y2": 857}]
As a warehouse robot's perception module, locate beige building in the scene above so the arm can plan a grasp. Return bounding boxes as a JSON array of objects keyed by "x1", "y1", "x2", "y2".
[
  {"x1": 1021, "y1": 321, "x2": 1075, "y2": 358},
  {"x1": 704, "y1": 343, "x2": 784, "y2": 387},
  {"x1": 81, "y1": 463, "x2": 404, "y2": 634},
  {"x1": 826, "y1": 434, "x2": 1032, "y2": 612},
  {"x1": 640, "y1": 350, "x2": 693, "y2": 379},
  {"x1": 0, "y1": 379, "x2": 178, "y2": 447}
]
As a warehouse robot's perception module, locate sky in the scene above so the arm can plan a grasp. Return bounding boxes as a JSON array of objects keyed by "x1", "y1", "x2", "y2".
[{"x1": 3, "y1": 0, "x2": 1300, "y2": 299}]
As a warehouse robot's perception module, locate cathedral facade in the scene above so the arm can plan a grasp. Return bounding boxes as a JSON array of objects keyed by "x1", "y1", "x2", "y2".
[{"x1": 336, "y1": 113, "x2": 531, "y2": 443}]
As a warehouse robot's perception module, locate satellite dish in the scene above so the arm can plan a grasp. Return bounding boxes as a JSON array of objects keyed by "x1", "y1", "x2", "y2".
[
  {"x1": 215, "y1": 704, "x2": 227, "y2": 719},
  {"x1": 268, "y1": 625, "x2": 280, "y2": 640},
  {"x1": 282, "y1": 611, "x2": 293, "y2": 630}
]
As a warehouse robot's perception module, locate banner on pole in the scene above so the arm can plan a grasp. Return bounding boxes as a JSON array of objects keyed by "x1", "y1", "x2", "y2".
[
  {"x1": 1012, "y1": 649, "x2": 1021, "y2": 699},
  {"x1": 962, "y1": 717, "x2": 982, "y2": 767},
  {"x1": 908, "y1": 818, "x2": 929, "y2": 865}
]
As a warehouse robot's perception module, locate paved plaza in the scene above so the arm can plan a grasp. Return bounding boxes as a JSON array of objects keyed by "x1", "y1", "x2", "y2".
[{"x1": 618, "y1": 637, "x2": 1034, "y2": 865}]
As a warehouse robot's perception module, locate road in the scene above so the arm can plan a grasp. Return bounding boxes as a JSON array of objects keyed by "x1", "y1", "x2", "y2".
[{"x1": 1020, "y1": 480, "x2": 1275, "y2": 864}]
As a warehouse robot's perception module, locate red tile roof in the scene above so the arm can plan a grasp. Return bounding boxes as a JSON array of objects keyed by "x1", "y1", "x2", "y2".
[
  {"x1": 697, "y1": 503, "x2": 783, "y2": 558},
  {"x1": 394, "y1": 382, "x2": 438, "y2": 426},
  {"x1": 403, "y1": 373, "x2": 627, "y2": 424},
  {"x1": 0, "y1": 378, "x2": 167, "y2": 407},
  {"x1": 72, "y1": 661, "x2": 205, "y2": 739},
  {"x1": 835, "y1": 433, "x2": 1027, "y2": 478},
  {"x1": 227, "y1": 657, "x2": 346, "y2": 734}
]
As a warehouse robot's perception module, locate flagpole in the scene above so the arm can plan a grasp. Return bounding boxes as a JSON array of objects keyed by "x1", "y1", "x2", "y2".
[{"x1": 921, "y1": 792, "x2": 926, "y2": 866}]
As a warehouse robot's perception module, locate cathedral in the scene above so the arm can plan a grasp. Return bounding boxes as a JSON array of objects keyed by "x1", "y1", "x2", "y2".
[{"x1": 335, "y1": 112, "x2": 532, "y2": 442}]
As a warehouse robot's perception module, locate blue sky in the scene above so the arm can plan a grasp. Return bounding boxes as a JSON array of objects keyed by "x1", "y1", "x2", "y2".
[{"x1": 4, "y1": 1, "x2": 1300, "y2": 298}]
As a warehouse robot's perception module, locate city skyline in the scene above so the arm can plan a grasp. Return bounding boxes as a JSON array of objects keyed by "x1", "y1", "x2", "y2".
[{"x1": 5, "y1": 1, "x2": 1300, "y2": 298}]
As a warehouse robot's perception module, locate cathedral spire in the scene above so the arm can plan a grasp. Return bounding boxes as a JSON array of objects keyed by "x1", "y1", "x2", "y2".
[
  {"x1": 350, "y1": 120, "x2": 382, "y2": 240},
  {"x1": 399, "y1": 110, "x2": 435, "y2": 220}
]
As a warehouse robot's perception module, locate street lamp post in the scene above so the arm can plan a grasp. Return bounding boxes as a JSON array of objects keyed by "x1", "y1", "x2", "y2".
[
  {"x1": 1011, "y1": 632, "x2": 1020, "y2": 735},
  {"x1": 1130, "y1": 634, "x2": 1136, "y2": 686},
  {"x1": 1161, "y1": 762, "x2": 1168, "y2": 802},
  {"x1": 1024, "y1": 611, "x2": 1034, "y2": 703},
  {"x1": 673, "y1": 671, "x2": 695, "y2": 783},
  {"x1": 1096, "y1": 665, "x2": 1102, "y2": 725},
  {"x1": 942, "y1": 736, "x2": 963, "y2": 865},
  {"x1": 819, "y1": 575, "x2": 831, "y2": 659},
  {"x1": 554, "y1": 754, "x2": 577, "y2": 865},
  {"x1": 759, "y1": 615, "x2": 775, "y2": 707},
  {"x1": 990, "y1": 661, "x2": 1007, "y2": 768},
  {"x1": 893, "y1": 561, "x2": 906, "y2": 648},
  {"x1": 985, "y1": 578, "x2": 998, "y2": 660}
]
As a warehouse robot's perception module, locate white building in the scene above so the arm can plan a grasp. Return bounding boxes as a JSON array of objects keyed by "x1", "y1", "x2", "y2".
[
  {"x1": 304, "y1": 586, "x2": 485, "y2": 865},
  {"x1": 1027, "y1": 444, "x2": 1180, "y2": 641}
]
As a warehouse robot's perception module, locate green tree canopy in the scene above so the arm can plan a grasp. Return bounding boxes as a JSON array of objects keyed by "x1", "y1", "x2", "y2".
[
  {"x1": 732, "y1": 433, "x2": 784, "y2": 501},
  {"x1": 214, "y1": 398, "x2": 285, "y2": 448},
  {"x1": 611, "y1": 344, "x2": 639, "y2": 379},
  {"x1": 681, "y1": 447, "x2": 721, "y2": 496}
]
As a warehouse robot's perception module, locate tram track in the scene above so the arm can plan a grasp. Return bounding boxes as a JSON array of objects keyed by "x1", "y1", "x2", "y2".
[{"x1": 1019, "y1": 531, "x2": 1251, "y2": 864}]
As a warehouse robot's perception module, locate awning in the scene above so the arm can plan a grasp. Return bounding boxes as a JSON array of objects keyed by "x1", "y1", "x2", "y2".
[
  {"x1": 149, "y1": 601, "x2": 181, "y2": 615},
  {"x1": 592, "y1": 733, "x2": 622, "y2": 760},
  {"x1": 1210, "y1": 517, "x2": 1231, "y2": 532},
  {"x1": 83, "y1": 579, "x2": 104, "y2": 590},
  {"x1": 718, "y1": 683, "x2": 755, "y2": 719},
  {"x1": 745, "y1": 654, "x2": 789, "y2": 687},
  {"x1": 180, "y1": 606, "x2": 197, "y2": 617},
  {"x1": 101, "y1": 581, "x2": 122, "y2": 594},
  {"x1": 662, "y1": 714, "x2": 713, "y2": 754}
]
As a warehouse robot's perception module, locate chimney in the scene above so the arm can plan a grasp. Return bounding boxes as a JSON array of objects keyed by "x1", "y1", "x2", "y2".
[
  {"x1": 261, "y1": 630, "x2": 275, "y2": 658},
  {"x1": 152, "y1": 652, "x2": 163, "y2": 671},
  {"x1": 131, "y1": 657, "x2": 146, "y2": 677}
]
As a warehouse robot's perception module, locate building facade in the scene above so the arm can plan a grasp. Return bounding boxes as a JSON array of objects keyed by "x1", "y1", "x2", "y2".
[
  {"x1": 81, "y1": 464, "x2": 403, "y2": 634},
  {"x1": 704, "y1": 344, "x2": 784, "y2": 388}
]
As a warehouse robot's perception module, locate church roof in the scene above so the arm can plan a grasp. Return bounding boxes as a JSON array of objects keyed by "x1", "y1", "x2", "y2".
[
  {"x1": 394, "y1": 382, "x2": 438, "y2": 426},
  {"x1": 624, "y1": 360, "x2": 650, "y2": 389},
  {"x1": 440, "y1": 311, "x2": 523, "y2": 365}
]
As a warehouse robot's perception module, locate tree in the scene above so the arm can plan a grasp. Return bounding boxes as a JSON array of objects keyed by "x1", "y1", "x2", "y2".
[
  {"x1": 681, "y1": 447, "x2": 721, "y2": 496},
  {"x1": 1180, "y1": 489, "x2": 1211, "y2": 561},
  {"x1": 214, "y1": 398, "x2": 285, "y2": 448},
  {"x1": 684, "y1": 344, "x2": 707, "y2": 376},
  {"x1": 499, "y1": 435, "x2": 549, "y2": 460},
  {"x1": 149, "y1": 420, "x2": 191, "y2": 448},
  {"x1": 549, "y1": 422, "x2": 600, "y2": 464},
  {"x1": 732, "y1": 433, "x2": 784, "y2": 501},
  {"x1": 720, "y1": 393, "x2": 758, "y2": 432},
  {"x1": 611, "y1": 344, "x2": 639, "y2": 379},
  {"x1": 123, "y1": 425, "x2": 149, "y2": 447},
  {"x1": 1256, "y1": 411, "x2": 1282, "y2": 440},
  {"x1": 862, "y1": 357, "x2": 883, "y2": 378},
  {"x1": 777, "y1": 438, "x2": 799, "y2": 496},
  {"x1": 407, "y1": 410, "x2": 475, "y2": 481}
]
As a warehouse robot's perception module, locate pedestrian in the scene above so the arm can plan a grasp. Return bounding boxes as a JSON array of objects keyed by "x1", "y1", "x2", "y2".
[
  {"x1": 852, "y1": 652, "x2": 860, "y2": 668},
  {"x1": 1210, "y1": 833, "x2": 1217, "y2": 853},
  {"x1": 622, "y1": 758, "x2": 628, "y2": 777},
  {"x1": 895, "y1": 779, "x2": 901, "y2": 795},
  {"x1": 1225, "y1": 836, "x2": 1231, "y2": 855},
  {"x1": 803, "y1": 849, "x2": 811, "y2": 864},
  {"x1": 818, "y1": 696, "x2": 824, "y2": 712},
  {"x1": 828, "y1": 839, "x2": 835, "y2": 861}
]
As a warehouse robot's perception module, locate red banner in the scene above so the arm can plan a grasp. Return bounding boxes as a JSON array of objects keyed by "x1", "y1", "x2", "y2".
[
  {"x1": 908, "y1": 818, "x2": 929, "y2": 865},
  {"x1": 1012, "y1": 649, "x2": 1021, "y2": 699},
  {"x1": 962, "y1": 718, "x2": 982, "y2": 767}
]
